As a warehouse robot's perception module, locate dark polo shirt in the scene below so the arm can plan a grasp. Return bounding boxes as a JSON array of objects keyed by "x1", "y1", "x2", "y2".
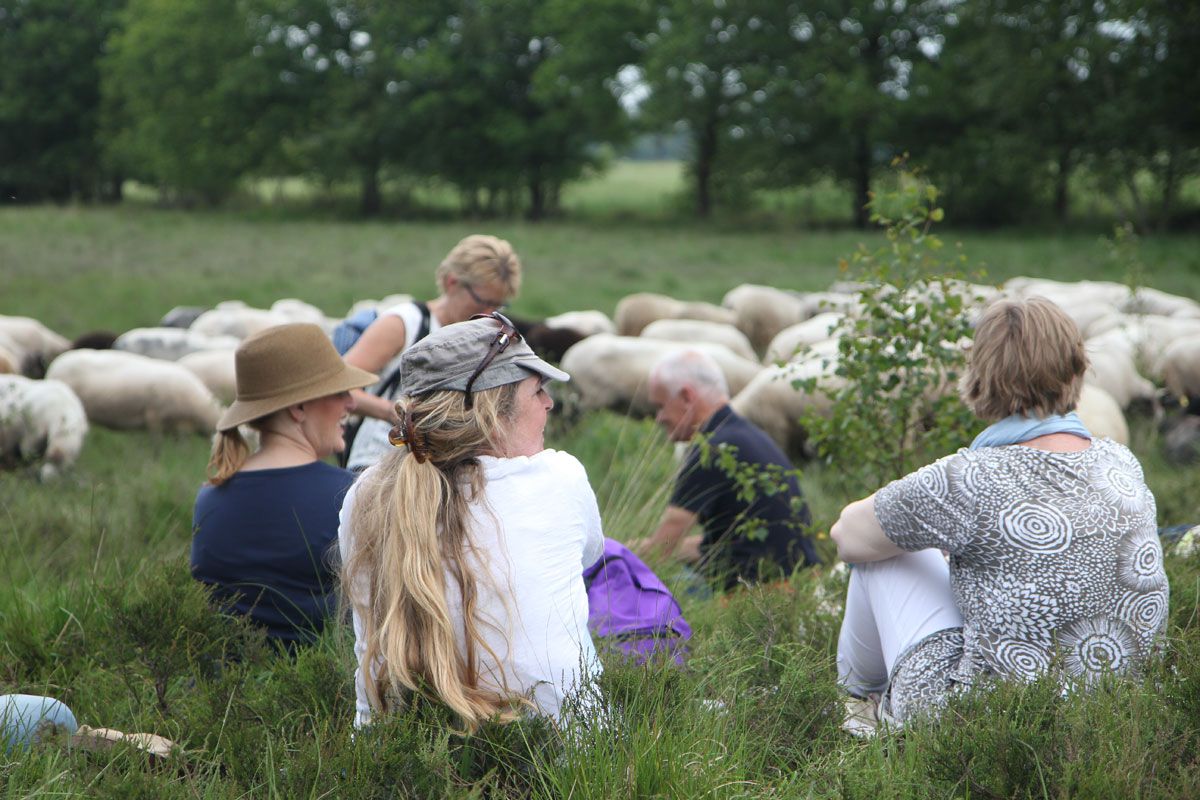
[{"x1": 670, "y1": 405, "x2": 819, "y2": 588}]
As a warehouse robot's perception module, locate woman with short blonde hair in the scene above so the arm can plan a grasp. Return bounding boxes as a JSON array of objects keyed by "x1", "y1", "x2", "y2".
[
  {"x1": 829, "y1": 296, "x2": 1166, "y2": 728},
  {"x1": 344, "y1": 235, "x2": 524, "y2": 472},
  {"x1": 340, "y1": 314, "x2": 604, "y2": 730}
]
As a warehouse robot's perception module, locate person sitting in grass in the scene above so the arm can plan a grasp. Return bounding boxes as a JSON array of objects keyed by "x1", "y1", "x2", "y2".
[
  {"x1": 632, "y1": 349, "x2": 820, "y2": 589},
  {"x1": 832, "y1": 296, "x2": 1169, "y2": 727},
  {"x1": 339, "y1": 313, "x2": 604, "y2": 730},
  {"x1": 342, "y1": 234, "x2": 522, "y2": 472},
  {"x1": 191, "y1": 323, "x2": 377, "y2": 648}
]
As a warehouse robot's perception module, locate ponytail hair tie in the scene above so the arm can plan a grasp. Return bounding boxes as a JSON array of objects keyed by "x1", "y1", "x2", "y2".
[{"x1": 388, "y1": 410, "x2": 429, "y2": 463}]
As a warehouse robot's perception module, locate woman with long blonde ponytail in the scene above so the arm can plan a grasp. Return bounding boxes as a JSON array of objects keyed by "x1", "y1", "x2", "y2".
[{"x1": 339, "y1": 314, "x2": 605, "y2": 731}]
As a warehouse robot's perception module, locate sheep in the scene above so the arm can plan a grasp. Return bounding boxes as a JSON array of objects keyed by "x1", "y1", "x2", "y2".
[
  {"x1": 345, "y1": 294, "x2": 414, "y2": 318},
  {"x1": 543, "y1": 310, "x2": 616, "y2": 337},
  {"x1": 730, "y1": 348, "x2": 844, "y2": 456},
  {"x1": 46, "y1": 350, "x2": 222, "y2": 434},
  {"x1": 0, "y1": 375, "x2": 88, "y2": 480},
  {"x1": 640, "y1": 319, "x2": 758, "y2": 361},
  {"x1": 0, "y1": 336, "x2": 20, "y2": 374},
  {"x1": 70, "y1": 331, "x2": 118, "y2": 351},
  {"x1": 0, "y1": 315, "x2": 71, "y2": 376},
  {"x1": 178, "y1": 349, "x2": 238, "y2": 404},
  {"x1": 560, "y1": 335, "x2": 762, "y2": 417},
  {"x1": 1003, "y1": 277, "x2": 1131, "y2": 307},
  {"x1": 614, "y1": 292, "x2": 735, "y2": 337},
  {"x1": 190, "y1": 307, "x2": 292, "y2": 340},
  {"x1": 1088, "y1": 317, "x2": 1200, "y2": 382},
  {"x1": 1075, "y1": 384, "x2": 1129, "y2": 445},
  {"x1": 721, "y1": 284, "x2": 813, "y2": 353},
  {"x1": 270, "y1": 298, "x2": 328, "y2": 325},
  {"x1": 1120, "y1": 287, "x2": 1200, "y2": 319},
  {"x1": 764, "y1": 313, "x2": 844, "y2": 364},
  {"x1": 1160, "y1": 337, "x2": 1200, "y2": 407},
  {"x1": 114, "y1": 328, "x2": 241, "y2": 362},
  {"x1": 1084, "y1": 341, "x2": 1156, "y2": 410},
  {"x1": 159, "y1": 306, "x2": 208, "y2": 329}
]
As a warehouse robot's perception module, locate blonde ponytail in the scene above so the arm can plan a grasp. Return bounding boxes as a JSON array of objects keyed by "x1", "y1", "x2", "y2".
[
  {"x1": 206, "y1": 428, "x2": 251, "y2": 486},
  {"x1": 342, "y1": 382, "x2": 524, "y2": 730}
]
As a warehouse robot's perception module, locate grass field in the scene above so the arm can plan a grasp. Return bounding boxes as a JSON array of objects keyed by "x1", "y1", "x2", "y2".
[{"x1": 3, "y1": 171, "x2": 1200, "y2": 796}]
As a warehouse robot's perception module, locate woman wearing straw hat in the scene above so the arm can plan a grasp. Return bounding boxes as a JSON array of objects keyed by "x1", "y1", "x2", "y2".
[
  {"x1": 339, "y1": 313, "x2": 605, "y2": 731},
  {"x1": 191, "y1": 322, "x2": 377, "y2": 647}
]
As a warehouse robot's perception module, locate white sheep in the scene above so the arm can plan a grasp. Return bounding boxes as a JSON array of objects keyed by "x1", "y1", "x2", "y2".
[
  {"x1": 114, "y1": 328, "x2": 241, "y2": 362},
  {"x1": 543, "y1": 310, "x2": 615, "y2": 337},
  {"x1": 640, "y1": 319, "x2": 757, "y2": 361},
  {"x1": 613, "y1": 293, "x2": 735, "y2": 337},
  {"x1": 730, "y1": 349, "x2": 844, "y2": 456},
  {"x1": 177, "y1": 349, "x2": 238, "y2": 404},
  {"x1": 721, "y1": 284, "x2": 813, "y2": 354},
  {"x1": 764, "y1": 313, "x2": 844, "y2": 364},
  {"x1": 0, "y1": 375, "x2": 88, "y2": 480},
  {"x1": 190, "y1": 307, "x2": 292, "y2": 339},
  {"x1": 1083, "y1": 341, "x2": 1156, "y2": 410},
  {"x1": 1120, "y1": 287, "x2": 1200, "y2": 319},
  {"x1": 1075, "y1": 384, "x2": 1129, "y2": 445},
  {"x1": 270, "y1": 298, "x2": 328, "y2": 324},
  {"x1": 560, "y1": 335, "x2": 761, "y2": 416},
  {"x1": 46, "y1": 349, "x2": 221, "y2": 434},
  {"x1": 1088, "y1": 317, "x2": 1200, "y2": 382},
  {"x1": 345, "y1": 294, "x2": 414, "y2": 318},
  {"x1": 1160, "y1": 337, "x2": 1200, "y2": 405},
  {"x1": 0, "y1": 315, "x2": 71, "y2": 375}
]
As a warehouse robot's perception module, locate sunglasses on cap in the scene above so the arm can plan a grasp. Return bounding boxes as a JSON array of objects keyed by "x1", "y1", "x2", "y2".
[{"x1": 463, "y1": 311, "x2": 521, "y2": 409}]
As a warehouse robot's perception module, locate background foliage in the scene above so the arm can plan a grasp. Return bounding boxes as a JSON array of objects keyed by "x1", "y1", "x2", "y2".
[{"x1": 1, "y1": 0, "x2": 1197, "y2": 226}]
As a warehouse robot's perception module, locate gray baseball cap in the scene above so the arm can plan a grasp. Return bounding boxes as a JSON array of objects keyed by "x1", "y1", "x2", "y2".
[{"x1": 399, "y1": 315, "x2": 569, "y2": 397}]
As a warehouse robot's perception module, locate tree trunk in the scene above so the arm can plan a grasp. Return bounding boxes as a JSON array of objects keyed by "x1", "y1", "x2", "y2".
[
  {"x1": 360, "y1": 167, "x2": 381, "y2": 217},
  {"x1": 1157, "y1": 145, "x2": 1178, "y2": 233},
  {"x1": 527, "y1": 178, "x2": 545, "y2": 221},
  {"x1": 695, "y1": 115, "x2": 718, "y2": 218},
  {"x1": 852, "y1": 130, "x2": 871, "y2": 229},
  {"x1": 1054, "y1": 147, "x2": 1071, "y2": 224}
]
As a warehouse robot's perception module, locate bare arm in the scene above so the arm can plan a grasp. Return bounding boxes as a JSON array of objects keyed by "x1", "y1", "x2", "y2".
[
  {"x1": 345, "y1": 316, "x2": 407, "y2": 421},
  {"x1": 830, "y1": 493, "x2": 904, "y2": 564},
  {"x1": 632, "y1": 505, "x2": 702, "y2": 563}
]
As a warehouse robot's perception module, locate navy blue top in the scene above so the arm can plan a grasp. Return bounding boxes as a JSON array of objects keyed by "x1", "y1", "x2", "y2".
[
  {"x1": 670, "y1": 405, "x2": 819, "y2": 588},
  {"x1": 191, "y1": 461, "x2": 354, "y2": 644}
]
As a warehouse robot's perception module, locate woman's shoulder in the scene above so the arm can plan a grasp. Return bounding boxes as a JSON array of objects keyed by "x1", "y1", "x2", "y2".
[{"x1": 480, "y1": 449, "x2": 589, "y2": 486}]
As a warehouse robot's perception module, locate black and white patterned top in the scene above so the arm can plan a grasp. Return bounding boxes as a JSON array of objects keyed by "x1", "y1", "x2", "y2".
[{"x1": 874, "y1": 438, "x2": 1169, "y2": 724}]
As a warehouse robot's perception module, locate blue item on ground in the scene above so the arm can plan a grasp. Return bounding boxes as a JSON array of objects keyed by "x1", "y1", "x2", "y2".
[{"x1": 1, "y1": 694, "x2": 78, "y2": 752}]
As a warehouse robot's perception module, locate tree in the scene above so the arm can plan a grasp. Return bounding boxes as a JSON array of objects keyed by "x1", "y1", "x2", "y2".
[
  {"x1": 0, "y1": 0, "x2": 124, "y2": 203},
  {"x1": 103, "y1": 0, "x2": 290, "y2": 204}
]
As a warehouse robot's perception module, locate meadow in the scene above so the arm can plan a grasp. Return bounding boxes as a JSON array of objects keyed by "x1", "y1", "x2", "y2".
[{"x1": 3, "y1": 166, "x2": 1200, "y2": 797}]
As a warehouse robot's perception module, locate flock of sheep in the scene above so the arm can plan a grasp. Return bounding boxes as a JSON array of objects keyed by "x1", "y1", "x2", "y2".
[{"x1": 3, "y1": 276, "x2": 1200, "y2": 480}]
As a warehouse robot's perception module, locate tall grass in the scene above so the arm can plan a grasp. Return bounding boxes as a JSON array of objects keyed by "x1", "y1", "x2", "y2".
[{"x1": 3, "y1": 201, "x2": 1200, "y2": 795}]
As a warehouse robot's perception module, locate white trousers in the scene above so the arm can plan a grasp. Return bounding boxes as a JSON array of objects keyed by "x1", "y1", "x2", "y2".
[{"x1": 836, "y1": 549, "x2": 964, "y2": 696}]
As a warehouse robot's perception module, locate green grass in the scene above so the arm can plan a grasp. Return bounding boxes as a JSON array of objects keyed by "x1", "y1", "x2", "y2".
[{"x1": 3, "y1": 195, "x2": 1200, "y2": 796}]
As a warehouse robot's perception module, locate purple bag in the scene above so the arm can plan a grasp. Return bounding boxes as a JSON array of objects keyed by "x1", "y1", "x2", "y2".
[{"x1": 583, "y1": 539, "x2": 692, "y2": 664}]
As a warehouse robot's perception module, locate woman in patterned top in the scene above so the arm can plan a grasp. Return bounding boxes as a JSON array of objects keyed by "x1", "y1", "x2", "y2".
[{"x1": 831, "y1": 296, "x2": 1169, "y2": 726}]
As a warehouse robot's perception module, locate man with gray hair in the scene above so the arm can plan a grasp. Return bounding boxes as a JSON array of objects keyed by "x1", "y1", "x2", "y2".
[{"x1": 635, "y1": 349, "x2": 819, "y2": 588}]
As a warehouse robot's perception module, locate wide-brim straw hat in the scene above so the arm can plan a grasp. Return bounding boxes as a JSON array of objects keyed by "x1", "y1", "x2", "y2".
[{"x1": 217, "y1": 322, "x2": 378, "y2": 431}]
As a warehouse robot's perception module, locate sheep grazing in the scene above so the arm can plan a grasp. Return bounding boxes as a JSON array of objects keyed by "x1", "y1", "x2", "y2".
[
  {"x1": 730, "y1": 348, "x2": 844, "y2": 457},
  {"x1": 764, "y1": 313, "x2": 844, "y2": 364},
  {"x1": 345, "y1": 294, "x2": 414, "y2": 318},
  {"x1": 71, "y1": 331, "x2": 118, "y2": 351},
  {"x1": 0, "y1": 315, "x2": 71, "y2": 377},
  {"x1": 1120, "y1": 287, "x2": 1200, "y2": 319},
  {"x1": 1160, "y1": 337, "x2": 1200, "y2": 407},
  {"x1": 1075, "y1": 384, "x2": 1129, "y2": 445},
  {"x1": 190, "y1": 307, "x2": 292, "y2": 340},
  {"x1": 614, "y1": 292, "x2": 735, "y2": 337},
  {"x1": 114, "y1": 328, "x2": 241, "y2": 362},
  {"x1": 177, "y1": 349, "x2": 238, "y2": 404},
  {"x1": 46, "y1": 350, "x2": 221, "y2": 434},
  {"x1": 640, "y1": 319, "x2": 757, "y2": 361},
  {"x1": 543, "y1": 310, "x2": 615, "y2": 338},
  {"x1": 159, "y1": 306, "x2": 208, "y2": 329},
  {"x1": 270, "y1": 298, "x2": 327, "y2": 324},
  {"x1": 560, "y1": 335, "x2": 762, "y2": 417},
  {"x1": 721, "y1": 284, "x2": 813, "y2": 353},
  {"x1": 0, "y1": 375, "x2": 89, "y2": 480}
]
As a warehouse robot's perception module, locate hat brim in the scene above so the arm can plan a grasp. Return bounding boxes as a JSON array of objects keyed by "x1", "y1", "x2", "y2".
[{"x1": 216, "y1": 363, "x2": 378, "y2": 431}]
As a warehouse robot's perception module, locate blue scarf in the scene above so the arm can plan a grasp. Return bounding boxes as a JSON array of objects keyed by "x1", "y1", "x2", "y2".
[{"x1": 969, "y1": 412, "x2": 1092, "y2": 450}]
